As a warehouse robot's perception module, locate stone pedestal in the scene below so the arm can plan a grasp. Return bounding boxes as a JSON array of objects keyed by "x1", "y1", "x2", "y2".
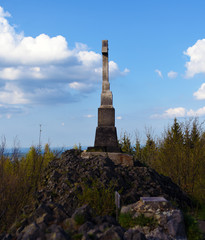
[{"x1": 81, "y1": 151, "x2": 134, "y2": 167}]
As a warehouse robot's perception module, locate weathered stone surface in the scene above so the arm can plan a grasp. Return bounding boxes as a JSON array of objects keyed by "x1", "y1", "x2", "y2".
[
  {"x1": 45, "y1": 224, "x2": 70, "y2": 240},
  {"x1": 98, "y1": 107, "x2": 115, "y2": 127},
  {"x1": 72, "y1": 204, "x2": 93, "y2": 224},
  {"x1": 140, "y1": 196, "x2": 167, "y2": 203},
  {"x1": 17, "y1": 222, "x2": 40, "y2": 240},
  {"x1": 167, "y1": 210, "x2": 186, "y2": 238},
  {"x1": 94, "y1": 126, "x2": 119, "y2": 151},
  {"x1": 98, "y1": 226, "x2": 124, "y2": 240},
  {"x1": 4, "y1": 150, "x2": 192, "y2": 240},
  {"x1": 121, "y1": 198, "x2": 187, "y2": 240},
  {"x1": 124, "y1": 229, "x2": 147, "y2": 240},
  {"x1": 91, "y1": 40, "x2": 120, "y2": 151},
  {"x1": 101, "y1": 90, "x2": 113, "y2": 106},
  {"x1": 81, "y1": 151, "x2": 134, "y2": 166},
  {"x1": 78, "y1": 221, "x2": 94, "y2": 234}
]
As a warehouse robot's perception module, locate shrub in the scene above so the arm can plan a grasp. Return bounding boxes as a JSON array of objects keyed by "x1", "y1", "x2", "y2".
[
  {"x1": 77, "y1": 178, "x2": 116, "y2": 216},
  {"x1": 119, "y1": 212, "x2": 157, "y2": 230},
  {"x1": 0, "y1": 143, "x2": 57, "y2": 232},
  {"x1": 183, "y1": 212, "x2": 203, "y2": 240}
]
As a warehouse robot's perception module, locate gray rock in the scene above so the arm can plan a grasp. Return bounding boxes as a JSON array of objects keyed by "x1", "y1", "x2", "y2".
[
  {"x1": 78, "y1": 221, "x2": 94, "y2": 234},
  {"x1": 1, "y1": 234, "x2": 13, "y2": 240},
  {"x1": 124, "y1": 229, "x2": 147, "y2": 240},
  {"x1": 93, "y1": 215, "x2": 118, "y2": 225},
  {"x1": 121, "y1": 203, "x2": 136, "y2": 214},
  {"x1": 45, "y1": 224, "x2": 70, "y2": 240},
  {"x1": 17, "y1": 222, "x2": 40, "y2": 240},
  {"x1": 167, "y1": 210, "x2": 186, "y2": 238},
  {"x1": 72, "y1": 205, "x2": 93, "y2": 224},
  {"x1": 98, "y1": 226, "x2": 124, "y2": 240}
]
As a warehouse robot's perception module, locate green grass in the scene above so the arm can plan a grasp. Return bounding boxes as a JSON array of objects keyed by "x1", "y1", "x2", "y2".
[{"x1": 119, "y1": 213, "x2": 157, "y2": 230}]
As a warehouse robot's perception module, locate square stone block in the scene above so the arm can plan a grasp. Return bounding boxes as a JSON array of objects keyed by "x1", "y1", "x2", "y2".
[
  {"x1": 98, "y1": 107, "x2": 115, "y2": 127},
  {"x1": 94, "y1": 126, "x2": 118, "y2": 148}
]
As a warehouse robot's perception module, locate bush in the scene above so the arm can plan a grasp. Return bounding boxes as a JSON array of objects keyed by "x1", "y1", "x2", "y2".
[
  {"x1": 0, "y1": 143, "x2": 57, "y2": 232},
  {"x1": 77, "y1": 178, "x2": 116, "y2": 216},
  {"x1": 183, "y1": 212, "x2": 203, "y2": 240},
  {"x1": 119, "y1": 213, "x2": 157, "y2": 230}
]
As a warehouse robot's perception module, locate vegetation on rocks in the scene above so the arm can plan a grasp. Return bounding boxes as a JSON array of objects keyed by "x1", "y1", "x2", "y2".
[
  {"x1": 0, "y1": 143, "x2": 57, "y2": 232},
  {"x1": 119, "y1": 118, "x2": 205, "y2": 209},
  {"x1": 77, "y1": 178, "x2": 116, "y2": 216},
  {"x1": 119, "y1": 213, "x2": 157, "y2": 230},
  {"x1": 0, "y1": 117, "x2": 205, "y2": 239}
]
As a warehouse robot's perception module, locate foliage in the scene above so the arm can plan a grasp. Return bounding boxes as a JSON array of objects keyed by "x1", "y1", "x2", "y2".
[
  {"x1": 119, "y1": 213, "x2": 157, "y2": 230},
  {"x1": 119, "y1": 118, "x2": 205, "y2": 204},
  {"x1": 77, "y1": 178, "x2": 116, "y2": 216},
  {"x1": 73, "y1": 143, "x2": 82, "y2": 151},
  {"x1": 183, "y1": 212, "x2": 203, "y2": 240},
  {"x1": 72, "y1": 233, "x2": 83, "y2": 240},
  {"x1": 74, "y1": 214, "x2": 86, "y2": 225},
  {"x1": 119, "y1": 132, "x2": 134, "y2": 155},
  {"x1": 0, "y1": 143, "x2": 57, "y2": 232}
]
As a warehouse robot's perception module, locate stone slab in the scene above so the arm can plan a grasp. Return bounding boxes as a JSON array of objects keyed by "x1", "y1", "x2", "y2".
[
  {"x1": 140, "y1": 197, "x2": 168, "y2": 203},
  {"x1": 94, "y1": 126, "x2": 118, "y2": 147},
  {"x1": 81, "y1": 152, "x2": 134, "y2": 167},
  {"x1": 98, "y1": 107, "x2": 115, "y2": 126}
]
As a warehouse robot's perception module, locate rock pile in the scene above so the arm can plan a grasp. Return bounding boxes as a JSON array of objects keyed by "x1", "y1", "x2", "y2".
[
  {"x1": 0, "y1": 150, "x2": 191, "y2": 240},
  {"x1": 121, "y1": 197, "x2": 187, "y2": 239}
]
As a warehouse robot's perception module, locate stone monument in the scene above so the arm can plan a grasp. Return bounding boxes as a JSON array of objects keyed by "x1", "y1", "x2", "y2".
[
  {"x1": 82, "y1": 40, "x2": 133, "y2": 166},
  {"x1": 92, "y1": 40, "x2": 120, "y2": 152}
]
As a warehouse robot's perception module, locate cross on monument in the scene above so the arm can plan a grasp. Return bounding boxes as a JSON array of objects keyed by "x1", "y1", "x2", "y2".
[
  {"x1": 91, "y1": 40, "x2": 121, "y2": 152},
  {"x1": 83, "y1": 40, "x2": 133, "y2": 166}
]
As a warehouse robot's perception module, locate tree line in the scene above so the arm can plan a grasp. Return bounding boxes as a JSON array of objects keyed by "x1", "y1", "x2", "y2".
[
  {"x1": 119, "y1": 118, "x2": 205, "y2": 205},
  {"x1": 0, "y1": 143, "x2": 57, "y2": 232}
]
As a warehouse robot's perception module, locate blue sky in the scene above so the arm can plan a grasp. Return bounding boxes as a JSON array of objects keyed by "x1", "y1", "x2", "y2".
[{"x1": 1, "y1": 0, "x2": 205, "y2": 148}]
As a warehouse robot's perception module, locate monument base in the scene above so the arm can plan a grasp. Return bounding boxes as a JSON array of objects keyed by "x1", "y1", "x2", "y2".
[
  {"x1": 94, "y1": 126, "x2": 120, "y2": 151},
  {"x1": 81, "y1": 152, "x2": 134, "y2": 167}
]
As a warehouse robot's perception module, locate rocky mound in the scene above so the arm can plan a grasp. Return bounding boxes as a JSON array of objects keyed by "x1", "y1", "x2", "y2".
[{"x1": 0, "y1": 150, "x2": 192, "y2": 240}]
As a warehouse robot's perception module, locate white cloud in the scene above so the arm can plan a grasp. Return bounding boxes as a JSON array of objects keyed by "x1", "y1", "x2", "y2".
[
  {"x1": 167, "y1": 71, "x2": 178, "y2": 79},
  {"x1": 155, "y1": 69, "x2": 163, "y2": 78},
  {"x1": 0, "y1": 6, "x2": 10, "y2": 17},
  {"x1": 84, "y1": 114, "x2": 95, "y2": 118},
  {"x1": 69, "y1": 82, "x2": 93, "y2": 92},
  {"x1": 184, "y1": 39, "x2": 205, "y2": 78},
  {"x1": 193, "y1": 83, "x2": 205, "y2": 100},
  {"x1": 116, "y1": 116, "x2": 122, "y2": 120},
  {"x1": 0, "y1": 5, "x2": 129, "y2": 115},
  {"x1": 152, "y1": 107, "x2": 186, "y2": 119},
  {"x1": 187, "y1": 107, "x2": 205, "y2": 117},
  {"x1": 0, "y1": 82, "x2": 28, "y2": 104},
  {"x1": 152, "y1": 105, "x2": 205, "y2": 119}
]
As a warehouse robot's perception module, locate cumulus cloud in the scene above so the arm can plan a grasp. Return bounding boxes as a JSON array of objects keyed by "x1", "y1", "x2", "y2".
[
  {"x1": 187, "y1": 107, "x2": 205, "y2": 117},
  {"x1": 155, "y1": 69, "x2": 163, "y2": 78},
  {"x1": 152, "y1": 107, "x2": 186, "y2": 119},
  {"x1": 184, "y1": 39, "x2": 205, "y2": 78},
  {"x1": 193, "y1": 83, "x2": 205, "y2": 100},
  {"x1": 0, "y1": 6, "x2": 129, "y2": 117},
  {"x1": 167, "y1": 71, "x2": 178, "y2": 79},
  {"x1": 152, "y1": 105, "x2": 205, "y2": 119}
]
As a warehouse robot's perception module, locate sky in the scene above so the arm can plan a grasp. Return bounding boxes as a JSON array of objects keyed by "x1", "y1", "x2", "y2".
[{"x1": 1, "y1": 0, "x2": 205, "y2": 148}]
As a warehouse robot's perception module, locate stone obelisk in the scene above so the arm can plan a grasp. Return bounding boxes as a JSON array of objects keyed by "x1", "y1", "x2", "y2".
[
  {"x1": 93, "y1": 40, "x2": 120, "y2": 152},
  {"x1": 83, "y1": 40, "x2": 133, "y2": 166}
]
